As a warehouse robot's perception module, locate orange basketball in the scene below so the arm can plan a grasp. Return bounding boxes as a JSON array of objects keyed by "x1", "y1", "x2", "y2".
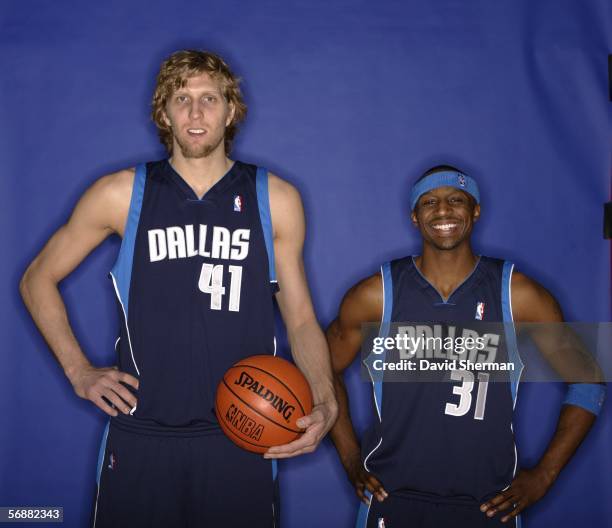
[{"x1": 215, "y1": 355, "x2": 313, "y2": 453}]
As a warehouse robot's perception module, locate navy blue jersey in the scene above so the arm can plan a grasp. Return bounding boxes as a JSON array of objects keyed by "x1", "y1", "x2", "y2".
[
  {"x1": 109, "y1": 160, "x2": 277, "y2": 432},
  {"x1": 360, "y1": 256, "x2": 523, "y2": 504}
]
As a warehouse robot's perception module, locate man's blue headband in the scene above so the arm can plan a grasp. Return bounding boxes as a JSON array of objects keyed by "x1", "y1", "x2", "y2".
[{"x1": 410, "y1": 170, "x2": 480, "y2": 211}]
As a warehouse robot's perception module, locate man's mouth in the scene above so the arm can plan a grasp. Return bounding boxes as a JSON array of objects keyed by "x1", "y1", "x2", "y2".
[
  {"x1": 431, "y1": 222, "x2": 459, "y2": 233},
  {"x1": 430, "y1": 221, "x2": 460, "y2": 234},
  {"x1": 187, "y1": 128, "x2": 206, "y2": 135}
]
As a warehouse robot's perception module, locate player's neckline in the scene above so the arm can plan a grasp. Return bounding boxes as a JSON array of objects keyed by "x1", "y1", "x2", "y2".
[
  {"x1": 166, "y1": 159, "x2": 238, "y2": 201},
  {"x1": 411, "y1": 255, "x2": 482, "y2": 304}
]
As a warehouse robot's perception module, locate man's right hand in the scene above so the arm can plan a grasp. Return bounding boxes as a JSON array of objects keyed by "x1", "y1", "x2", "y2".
[
  {"x1": 69, "y1": 365, "x2": 139, "y2": 417},
  {"x1": 344, "y1": 454, "x2": 388, "y2": 505}
]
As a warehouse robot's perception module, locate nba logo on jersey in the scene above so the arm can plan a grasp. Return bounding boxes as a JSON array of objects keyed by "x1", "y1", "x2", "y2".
[
  {"x1": 233, "y1": 194, "x2": 243, "y2": 212},
  {"x1": 377, "y1": 518, "x2": 387, "y2": 528},
  {"x1": 107, "y1": 453, "x2": 116, "y2": 470},
  {"x1": 475, "y1": 301, "x2": 485, "y2": 320},
  {"x1": 458, "y1": 173, "x2": 466, "y2": 187}
]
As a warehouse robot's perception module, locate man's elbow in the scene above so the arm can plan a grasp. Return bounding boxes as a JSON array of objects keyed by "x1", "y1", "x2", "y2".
[
  {"x1": 19, "y1": 262, "x2": 47, "y2": 307},
  {"x1": 19, "y1": 265, "x2": 36, "y2": 305}
]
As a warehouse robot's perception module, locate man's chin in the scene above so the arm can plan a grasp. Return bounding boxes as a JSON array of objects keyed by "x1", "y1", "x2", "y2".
[
  {"x1": 428, "y1": 238, "x2": 465, "y2": 251},
  {"x1": 179, "y1": 145, "x2": 216, "y2": 159},
  {"x1": 176, "y1": 136, "x2": 224, "y2": 159}
]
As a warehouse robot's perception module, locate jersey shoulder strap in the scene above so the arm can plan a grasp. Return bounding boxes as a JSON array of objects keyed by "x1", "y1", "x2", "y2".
[{"x1": 255, "y1": 167, "x2": 277, "y2": 285}]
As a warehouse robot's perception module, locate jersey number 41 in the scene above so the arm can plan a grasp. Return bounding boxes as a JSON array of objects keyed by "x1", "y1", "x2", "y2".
[{"x1": 198, "y1": 263, "x2": 243, "y2": 312}]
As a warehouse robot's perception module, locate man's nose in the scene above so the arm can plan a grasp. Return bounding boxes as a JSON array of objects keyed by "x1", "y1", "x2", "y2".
[
  {"x1": 189, "y1": 100, "x2": 203, "y2": 119},
  {"x1": 435, "y1": 199, "x2": 452, "y2": 215}
]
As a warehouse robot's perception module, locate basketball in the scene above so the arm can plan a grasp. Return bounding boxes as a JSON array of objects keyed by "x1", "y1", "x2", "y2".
[{"x1": 215, "y1": 355, "x2": 313, "y2": 453}]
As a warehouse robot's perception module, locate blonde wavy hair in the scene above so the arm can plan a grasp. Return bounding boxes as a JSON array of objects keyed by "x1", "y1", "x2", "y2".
[{"x1": 151, "y1": 50, "x2": 247, "y2": 154}]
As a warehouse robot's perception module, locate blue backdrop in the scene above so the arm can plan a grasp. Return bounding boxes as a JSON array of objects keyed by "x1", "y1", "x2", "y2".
[{"x1": 1, "y1": 1, "x2": 611, "y2": 526}]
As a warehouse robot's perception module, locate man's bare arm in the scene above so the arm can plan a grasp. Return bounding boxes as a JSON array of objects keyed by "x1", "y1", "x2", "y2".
[
  {"x1": 20, "y1": 169, "x2": 139, "y2": 416},
  {"x1": 327, "y1": 273, "x2": 388, "y2": 504},
  {"x1": 481, "y1": 271, "x2": 598, "y2": 523},
  {"x1": 263, "y1": 173, "x2": 338, "y2": 459}
]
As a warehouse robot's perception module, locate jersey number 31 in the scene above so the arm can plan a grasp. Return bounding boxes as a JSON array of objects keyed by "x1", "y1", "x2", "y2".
[{"x1": 444, "y1": 370, "x2": 490, "y2": 420}]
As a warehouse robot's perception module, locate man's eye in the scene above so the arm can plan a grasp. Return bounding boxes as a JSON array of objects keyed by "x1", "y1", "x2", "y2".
[
  {"x1": 203, "y1": 96, "x2": 217, "y2": 103},
  {"x1": 450, "y1": 197, "x2": 465, "y2": 204},
  {"x1": 176, "y1": 95, "x2": 188, "y2": 103}
]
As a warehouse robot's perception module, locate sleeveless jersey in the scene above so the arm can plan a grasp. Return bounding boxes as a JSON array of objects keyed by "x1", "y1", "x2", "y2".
[
  {"x1": 360, "y1": 256, "x2": 523, "y2": 503},
  {"x1": 109, "y1": 160, "x2": 277, "y2": 432}
]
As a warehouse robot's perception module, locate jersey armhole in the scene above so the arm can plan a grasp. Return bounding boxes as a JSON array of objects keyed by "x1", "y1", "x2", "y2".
[
  {"x1": 362, "y1": 262, "x2": 393, "y2": 473},
  {"x1": 255, "y1": 167, "x2": 277, "y2": 286},
  {"x1": 502, "y1": 261, "x2": 524, "y2": 407},
  {"x1": 110, "y1": 163, "x2": 146, "y2": 309},
  {"x1": 369, "y1": 263, "x2": 393, "y2": 420},
  {"x1": 501, "y1": 261, "x2": 515, "y2": 323},
  {"x1": 380, "y1": 262, "x2": 393, "y2": 336}
]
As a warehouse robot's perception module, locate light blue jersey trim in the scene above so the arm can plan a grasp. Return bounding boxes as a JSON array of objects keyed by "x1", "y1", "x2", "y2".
[
  {"x1": 109, "y1": 164, "x2": 146, "y2": 376},
  {"x1": 374, "y1": 262, "x2": 393, "y2": 414},
  {"x1": 110, "y1": 163, "x2": 147, "y2": 310},
  {"x1": 362, "y1": 263, "x2": 393, "y2": 421},
  {"x1": 95, "y1": 421, "x2": 110, "y2": 486},
  {"x1": 361, "y1": 262, "x2": 393, "y2": 504},
  {"x1": 256, "y1": 169, "x2": 278, "y2": 515},
  {"x1": 355, "y1": 493, "x2": 372, "y2": 528},
  {"x1": 357, "y1": 264, "x2": 392, "y2": 528},
  {"x1": 501, "y1": 261, "x2": 523, "y2": 405},
  {"x1": 256, "y1": 167, "x2": 276, "y2": 283},
  {"x1": 259, "y1": 167, "x2": 278, "y2": 506}
]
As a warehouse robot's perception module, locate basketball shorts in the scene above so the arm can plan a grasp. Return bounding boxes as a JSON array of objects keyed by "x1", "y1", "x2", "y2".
[
  {"x1": 360, "y1": 492, "x2": 521, "y2": 528},
  {"x1": 92, "y1": 421, "x2": 279, "y2": 528}
]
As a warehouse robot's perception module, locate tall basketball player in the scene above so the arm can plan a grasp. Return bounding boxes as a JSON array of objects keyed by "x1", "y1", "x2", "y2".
[
  {"x1": 327, "y1": 166, "x2": 605, "y2": 527},
  {"x1": 19, "y1": 50, "x2": 338, "y2": 527}
]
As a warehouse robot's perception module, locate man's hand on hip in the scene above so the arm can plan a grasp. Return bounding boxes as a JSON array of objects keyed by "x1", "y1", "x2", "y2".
[{"x1": 69, "y1": 365, "x2": 139, "y2": 417}]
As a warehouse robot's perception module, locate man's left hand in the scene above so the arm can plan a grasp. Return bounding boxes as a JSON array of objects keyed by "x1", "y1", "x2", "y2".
[
  {"x1": 480, "y1": 467, "x2": 556, "y2": 523},
  {"x1": 263, "y1": 400, "x2": 338, "y2": 459}
]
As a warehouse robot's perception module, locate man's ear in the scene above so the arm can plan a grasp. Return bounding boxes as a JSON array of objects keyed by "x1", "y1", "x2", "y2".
[
  {"x1": 226, "y1": 101, "x2": 235, "y2": 127},
  {"x1": 473, "y1": 203, "x2": 481, "y2": 222},
  {"x1": 411, "y1": 209, "x2": 419, "y2": 227},
  {"x1": 162, "y1": 109, "x2": 172, "y2": 128}
]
